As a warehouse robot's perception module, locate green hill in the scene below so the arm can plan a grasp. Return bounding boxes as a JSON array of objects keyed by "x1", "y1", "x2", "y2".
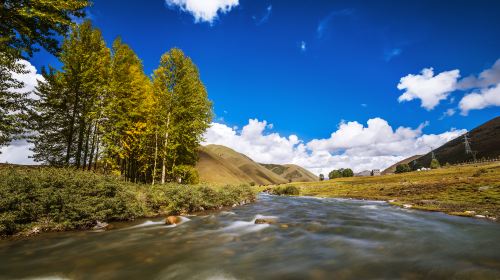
[
  {"x1": 261, "y1": 163, "x2": 318, "y2": 182},
  {"x1": 196, "y1": 145, "x2": 288, "y2": 185},
  {"x1": 382, "y1": 155, "x2": 422, "y2": 175},
  {"x1": 416, "y1": 116, "x2": 500, "y2": 167}
]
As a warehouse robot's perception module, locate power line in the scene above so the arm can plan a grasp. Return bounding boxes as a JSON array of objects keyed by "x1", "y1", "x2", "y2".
[{"x1": 464, "y1": 133, "x2": 477, "y2": 162}]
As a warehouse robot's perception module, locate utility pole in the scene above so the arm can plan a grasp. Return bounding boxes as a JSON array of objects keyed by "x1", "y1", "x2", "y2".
[
  {"x1": 430, "y1": 146, "x2": 436, "y2": 160},
  {"x1": 464, "y1": 134, "x2": 477, "y2": 162}
]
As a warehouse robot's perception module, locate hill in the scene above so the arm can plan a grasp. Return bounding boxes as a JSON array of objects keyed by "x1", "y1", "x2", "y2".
[
  {"x1": 382, "y1": 155, "x2": 422, "y2": 175},
  {"x1": 196, "y1": 145, "x2": 288, "y2": 185},
  {"x1": 417, "y1": 116, "x2": 500, "y2": 167},
  {"x1": 261, "y1": 163, "x2": 318, "y2": 182}
]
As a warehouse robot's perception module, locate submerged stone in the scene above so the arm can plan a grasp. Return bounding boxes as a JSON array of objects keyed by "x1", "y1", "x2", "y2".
[{"x1": 165, "y1": 216, "x2": 182, "y2": 225}]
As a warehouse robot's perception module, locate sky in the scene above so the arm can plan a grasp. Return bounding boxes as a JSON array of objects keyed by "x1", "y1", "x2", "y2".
[{"x1": 2, "y1": 0, "x2": 500, "y2": 174}]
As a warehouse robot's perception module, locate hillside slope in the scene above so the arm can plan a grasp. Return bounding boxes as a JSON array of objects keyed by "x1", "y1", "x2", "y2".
[
  {"x1": 261, "y1": 163, "x2": 318, "y2": 182},
  {"x1": 417, "y1": 116, "x2": 500, "y2": 166},
  {"x1": 196, "y1": 145, "x2": 288, "y2": 185},
  {"x1": 382, "y1": 155, "x2": 422, "y2": 175}
]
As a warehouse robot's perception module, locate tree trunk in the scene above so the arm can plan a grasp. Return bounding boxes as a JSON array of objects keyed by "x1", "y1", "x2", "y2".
[
  {"x1": 65, "y1": 91, "x2": 80, "y2": 165},
  {"x1": 82, "y1": 122, "x2": 92, "y2": 170},
  {"x1": 152, "y1": 129, "x2": 158, "y2": 185},
  {"x1": 161, "y1": 112, "x2": 171, "y2": 184}
]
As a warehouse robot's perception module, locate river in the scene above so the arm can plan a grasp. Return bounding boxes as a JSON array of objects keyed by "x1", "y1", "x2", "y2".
[{"x1": 1, "y1": 194, "x2": 499, "y2": 279}]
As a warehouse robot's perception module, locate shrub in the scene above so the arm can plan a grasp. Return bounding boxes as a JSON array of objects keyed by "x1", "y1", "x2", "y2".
[
  {"x1": 270, "y1": 185, "x2": 300, "y2": 196},
  {"x1": 430, "y1": 159, "x2": 441, "y2": 169},
  {"x1": 0, "y1": 166, "x2": 255, "y2": 236},
  {"x1": 342, "y1": 168, "x2": 354, "y2": 177},
  {"x1": 395, "y1": 163, "x2": 411, "y2": 174}
]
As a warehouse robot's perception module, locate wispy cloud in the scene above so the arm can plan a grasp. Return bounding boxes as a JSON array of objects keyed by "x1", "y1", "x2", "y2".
[
  {"x1": 317, "y1": 9, "x2": 354, "y2": 39},
  {"x1": 253, "y1": 4, "x2": 272, "y2": 26},
  {"x1": 300, "y1": 41, "x2": 307, "y2": 52},
  {"x1": 384, "y1": 48, "x2": 402, "y2": 62}
]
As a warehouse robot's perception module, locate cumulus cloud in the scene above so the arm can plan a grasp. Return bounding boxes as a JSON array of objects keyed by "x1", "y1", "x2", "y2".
[
  {"x1": 203, "y1": 118, "x2": 466, "y2": 174},
  {"x1": 0, "y1": 59, "x2": 43, "y2": 162},
  {"x1": 459, "y1": 83, "x2": 500, "y2": 115},
  {"x1": 11, "y1": 59, "x2": 45, "y2": 97},
  {"x1": 397, "y1": 68, "x2": 460, "y2": 110},
  {"x1": 165, "y1": 0, "x2": 239, "y2": 24},
  {"x1": 397, "y1": 58, "x2": 500, "y2": 113},
  {"x1": 458, "y1": 59, "x2": 500, "y2": 90},
  {"x1": 0, "y1": 140, "x2": 35, "y2": 165}
]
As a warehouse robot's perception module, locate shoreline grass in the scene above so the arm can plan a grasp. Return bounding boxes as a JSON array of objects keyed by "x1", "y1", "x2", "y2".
[
  {"x1": 0, "y1": 166, "x2": 255, "y2": 237},
  {"x1": 265, "y1": 162, "x2": 500, "y2": 220}
]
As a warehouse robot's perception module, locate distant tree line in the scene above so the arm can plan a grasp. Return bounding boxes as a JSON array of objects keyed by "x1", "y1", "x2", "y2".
[
  {"x1": 0, "y1": 1, "x2": 212, "y2": 184},
  {"x1": 328, "y1": 168, "x2": 354, "y2": 179}
]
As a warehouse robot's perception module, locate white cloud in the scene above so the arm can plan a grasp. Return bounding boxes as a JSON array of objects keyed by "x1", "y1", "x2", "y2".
[
  {"x1": 165, "y1": 0, "x2": 239, "y2": 24},
  {"x1": 459, "y1": 83, "x2": 500, "y2": 115},
  {"x1": 439, "y1": 108, "x2": 456, "y2": 120},
  {"x1": 203, "y1": 118, "x2": 466, "y2": 175},
  {"x1": 458, "y1": 59, "x2": 500, "y2": 90},
  {"x1": 0, "y1": 59, "x2": 43, "y2": 162},
  {"x1": 0, "y1": 140, "x2": 35, "y2": 165},
  {"x1": 11, "y1": 59, "x2": 45, "y2": 96},
  {"x1": 397, "y1": 68, "x2": 460, "y2": 110}
]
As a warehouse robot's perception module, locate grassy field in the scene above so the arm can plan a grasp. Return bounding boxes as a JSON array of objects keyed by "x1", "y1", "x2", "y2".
[
  {"x1": 266, "y1": 162, "x2": 500, "y2": 220},
  {"x1": 0, "y1": 166, "x2": 255, "y2": 237}
]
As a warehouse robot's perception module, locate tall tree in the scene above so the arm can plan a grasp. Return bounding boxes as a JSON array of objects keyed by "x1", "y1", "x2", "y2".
[
  {"x1": 101, "y1": 38, "x2": 153, "y2": 181},
  {"x1": 152, "y1": 48, "x2": 212, "y2": 183},
  {"x1": 0, "y1": 1, "x2": 89, "y2": 151},
  {"x1": 31, "y1": 21, "x2": 110, "y2": 167}
]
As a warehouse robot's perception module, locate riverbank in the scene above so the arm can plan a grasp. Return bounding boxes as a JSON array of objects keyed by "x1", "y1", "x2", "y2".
[
  {"x1": 0, "y1": 166, "x2": 255, "y2": 237},
  {"x1": 266, "y1": 162, "x2": 500, "y2": 220}
]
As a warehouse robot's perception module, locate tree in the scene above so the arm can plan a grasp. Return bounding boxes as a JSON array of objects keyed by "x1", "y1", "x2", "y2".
[
  {"x1": 31, "y1": 21, "x2": 111, "y2": 168},
  {"x1": 319, "y1": 174, "x2": 325, "y2": 181},
  {"x1": 395, "y1": 163, "x2": 411, "y2": 174},
  {"x1": 152, "y1": 48, "x2": 212, "y2": 184},
  {"x1": 341, "y1": 168, "x2": 354, "y2": 177},
  {"x1": 0, "y1": 0, "x2": 89, "y2": 60},
  {"x1": 101, "y1": 38, "x2": 153, "y2": 181},
  {"x1": 430, "y1": 159, "x2": 440, "y2": 169},
  {"x1": 328, "y1": 169, "x2": 342, "y2": 179},
  {"x1": 0, "y1": 0, "x2": 89, "y2": 154}
]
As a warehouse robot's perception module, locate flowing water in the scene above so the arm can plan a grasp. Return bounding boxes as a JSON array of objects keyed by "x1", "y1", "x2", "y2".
[{"x1": 1, "y1": 194, "x2": 500, "y2": 280}]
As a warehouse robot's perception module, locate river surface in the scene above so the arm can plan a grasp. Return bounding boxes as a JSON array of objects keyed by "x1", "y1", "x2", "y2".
[{"x1": 1, "y1": 194, "x2": 500, "y2": 280}]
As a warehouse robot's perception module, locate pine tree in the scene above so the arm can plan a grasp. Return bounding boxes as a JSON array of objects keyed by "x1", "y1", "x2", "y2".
[
  {"x1": 152, "y1": 48, "x2": 212, "y2": 183},
  {"x1": 31, "y1": 21, "x2": 110, "y2": 167}
]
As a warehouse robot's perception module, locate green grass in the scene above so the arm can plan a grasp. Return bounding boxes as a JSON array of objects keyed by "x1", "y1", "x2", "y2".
[
  {"x1": 0, "y1": 166, "x2": 255, "y2": 237},
  {"x1": 266, "y1": 162, "x2": 500, "y2": 219}
]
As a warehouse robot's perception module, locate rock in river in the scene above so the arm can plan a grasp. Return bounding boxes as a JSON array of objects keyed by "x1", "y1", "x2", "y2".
[
  {"x1": 93, "y1": 221, "x2": 110, "y2": 230},
  {"x1": 165, "y1": 216, "x2": 182, "y2": 225},
  {"x1": 255, "y1": 217, "x2": 277, "y2": 224}
]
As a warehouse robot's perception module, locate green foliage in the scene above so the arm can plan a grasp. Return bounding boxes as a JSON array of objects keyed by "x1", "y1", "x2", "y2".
[
  {"x1": 319, "y1": 174, "x2": 325, "y2": 181},
  {"x1": 342, "y1": 168, "x2": 354, "y2": 177},
  {"x1": 329, "y1": 168, "x2": 353, "y2": 179},
  {"x1": 152, "y1": 48, "x2": 212, "y2": 184},
  {"x1": 0, "y1": 0, "x2": 90, "y2": 59},
  {"x1": 0, "y1": 167, "x2": 255, "y2": 236},
  {"x1": 395, "y1": 163, "x2": 411, "y2": 174},
  {"x1": 173, "y1": 165, "x2": 200, "y2": 184},
  {"x1": 270, "y1": 185, "x2": 300, "y2": 196},
  {"x1": 430, "y1": 159, "x2": 441, "y2": 169}
]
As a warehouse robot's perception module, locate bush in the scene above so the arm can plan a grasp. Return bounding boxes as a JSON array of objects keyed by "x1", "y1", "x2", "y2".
[
  {"x1": 430, "y1": 159, "x2": 441, "y2": 169},
  {"x1": 342, "y1": 168, "x2": 354, "y2": 177},
  {"x1": 270, "y1": 185, "x2": 300, "y2": 196},
  {"x1": 329, "y1": 168, "x2": 353, "y2": 179},
  {"x1": 0, "y1": 166, "x2": 255, "y2": 236},
  {"x1": 395, "y1": 163, "x2": 411, "y2": 174}
]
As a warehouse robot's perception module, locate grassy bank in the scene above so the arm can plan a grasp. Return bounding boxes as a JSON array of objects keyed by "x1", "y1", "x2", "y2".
[
  {"x1": 267, "y1": 162, "x2": 500, "y2": 220},
  {"x1": 0, "y1": 166, "x2": 255, "y2": 237}
]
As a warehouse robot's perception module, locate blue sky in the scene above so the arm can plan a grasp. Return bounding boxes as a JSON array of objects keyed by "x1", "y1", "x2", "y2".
[{"x1": 4, "y1": 0, "x2": 500, "y2": 172}]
